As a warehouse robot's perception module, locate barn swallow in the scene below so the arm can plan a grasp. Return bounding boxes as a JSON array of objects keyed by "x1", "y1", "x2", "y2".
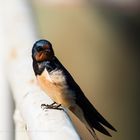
[{"x1": 32, "y1": 39, "x2": 116, "y2": 140}]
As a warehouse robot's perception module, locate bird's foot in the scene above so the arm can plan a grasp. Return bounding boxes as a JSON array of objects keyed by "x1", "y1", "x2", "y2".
[
  {"x1": 41, "y1": 102, "x2": 63, "y2": 111},
  {"x1": 42, "y1": 101, "x2": 57, "y2": 107}
]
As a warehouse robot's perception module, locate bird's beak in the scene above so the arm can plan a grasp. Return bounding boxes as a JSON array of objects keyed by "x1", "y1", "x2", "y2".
[{"x1": 34, "y1": 51, "x2": 47, "y2": 62}]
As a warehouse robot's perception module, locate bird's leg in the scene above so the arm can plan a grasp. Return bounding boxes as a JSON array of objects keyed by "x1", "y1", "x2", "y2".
[
  {"x1": 41, "y1": 102, "x2": 64, "y2": 110},
  {"x1": 41, "y1": 102, "x2": 57, "y2": 109}
]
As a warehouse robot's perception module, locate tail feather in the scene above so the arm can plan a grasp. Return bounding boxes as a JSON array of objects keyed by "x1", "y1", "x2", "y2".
[
  {"x1": 69, "y1": 105, "x2": 100, "y2": 140},
  {"x1": 92, "y1": 108, "x2": 116, "y2": 131},
  {"x1": 86, "y1": 127, "x2": 99, "y2": 140},
  {"x1": 75, "y1": 93, "x2": 116, "y2": 136},
  {"x1": 88, "y1": 119, "x2": 112, "y2": 136}
]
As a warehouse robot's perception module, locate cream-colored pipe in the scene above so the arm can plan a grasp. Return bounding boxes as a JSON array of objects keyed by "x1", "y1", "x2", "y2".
[
  {"x1": 0, "y1": 2, "x2": 14, "y2": 140},
  {"x1": 4, "y1": 0, "x2": 80, "y2": 140}
]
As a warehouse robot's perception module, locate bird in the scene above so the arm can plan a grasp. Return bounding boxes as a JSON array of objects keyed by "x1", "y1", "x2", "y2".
[{"x1": 32, "y1": 39, "x2": 116, "y2": 140}]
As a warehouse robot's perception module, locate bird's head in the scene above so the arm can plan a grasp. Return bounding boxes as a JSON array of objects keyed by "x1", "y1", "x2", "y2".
[{"x1": 32, "y1": 39, "x2": 54, "y2": 62}]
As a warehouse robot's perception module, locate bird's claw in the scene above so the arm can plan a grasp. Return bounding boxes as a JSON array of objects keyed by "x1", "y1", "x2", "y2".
[{"x1": 41, "y1": 103, "x2": 64, "y2": 111}]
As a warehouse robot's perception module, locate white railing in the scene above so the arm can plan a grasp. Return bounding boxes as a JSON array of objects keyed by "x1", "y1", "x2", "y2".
[{"x1": 1, "y1": 0, "x2": 80, "y2": 140}]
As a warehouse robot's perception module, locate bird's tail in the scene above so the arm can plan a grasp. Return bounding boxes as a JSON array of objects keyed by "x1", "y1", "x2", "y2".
[
  {"x1": 69, "y1": 105, "x2": 99, "y2": 140},
  {"x1": 69, "y1": 94, "x2": 116, "y2": 138}
]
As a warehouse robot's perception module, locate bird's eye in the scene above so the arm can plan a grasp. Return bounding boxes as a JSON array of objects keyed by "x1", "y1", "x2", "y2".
[{"x1": 36, "y1": 47, "x2": 43, "y2": 52}]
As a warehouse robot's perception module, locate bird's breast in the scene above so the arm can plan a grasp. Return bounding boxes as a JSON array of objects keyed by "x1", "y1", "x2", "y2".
[{"x1": 37, "y1": 69, "x2": 76, "y2": 107}]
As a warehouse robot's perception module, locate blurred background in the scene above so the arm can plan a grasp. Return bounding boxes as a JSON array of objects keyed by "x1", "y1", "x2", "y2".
[
  {"x1": 0, "y1": 0, "x2": 140, "y2": 140},
  {"x1": 30, "y1": 0, "x2": 140, "y2": 139}
]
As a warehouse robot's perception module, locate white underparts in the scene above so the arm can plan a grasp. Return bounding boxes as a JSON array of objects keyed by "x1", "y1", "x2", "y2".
[
  {"x1": 44, "y1": 69, "x2": 66, "y2": 85},
  {"x1": 37, "y1": 68, "x2": 76, "y2": 107}
]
